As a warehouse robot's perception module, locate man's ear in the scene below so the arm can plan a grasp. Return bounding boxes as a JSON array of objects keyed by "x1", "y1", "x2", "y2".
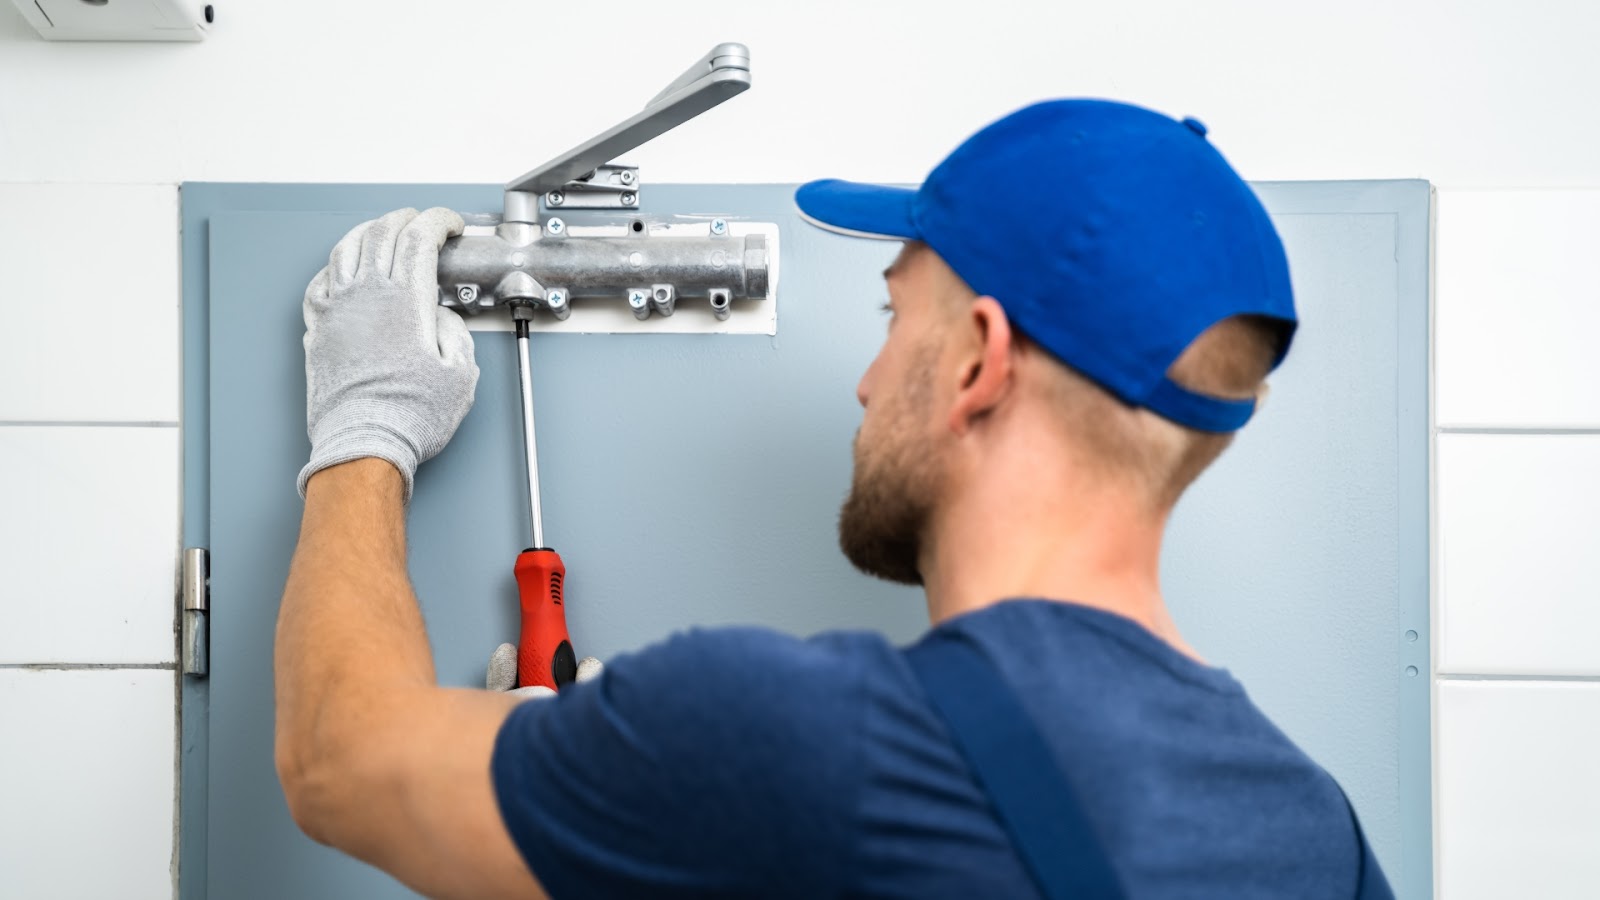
[{"x1": 948, "y1": 296, "x2": 1015, "y2": 436}]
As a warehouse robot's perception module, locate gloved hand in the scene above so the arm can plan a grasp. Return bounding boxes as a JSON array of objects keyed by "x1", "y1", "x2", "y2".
[
  {"x1": 486, "y1": 643, "x2": 605, "y2": 700},
  {"x1": 298, "y1": 207, "x2": 476, "y2": 502}
]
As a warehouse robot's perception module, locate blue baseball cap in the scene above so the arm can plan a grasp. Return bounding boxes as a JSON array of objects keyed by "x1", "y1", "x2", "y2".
[{"x1": 795, "y1": 98, "x2": 1296, "y2": 433}]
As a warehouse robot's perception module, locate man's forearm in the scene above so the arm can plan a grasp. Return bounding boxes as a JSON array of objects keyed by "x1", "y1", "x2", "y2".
[
  {"x1": 272, "y1": 458, "x2": 544, "y2": 899},
  {"x1": 274, "y1": 458, "x2": 435, "y2": 835}
]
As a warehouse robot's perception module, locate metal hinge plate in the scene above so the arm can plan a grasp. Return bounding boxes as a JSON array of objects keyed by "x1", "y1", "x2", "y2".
[{"x1": 181, "y1": 547, "x2": 209, "y2": 677}]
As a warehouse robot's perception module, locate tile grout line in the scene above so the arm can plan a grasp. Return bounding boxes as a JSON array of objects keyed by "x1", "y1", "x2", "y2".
[
  {"x1": 0, "y1": 662, "x2": 178, "y2": 670},
  {"x1": 1436, "y1": 426, "x2": 1600, "y2": 435},
  {"x1": 0, "y1": 420, "x2": 179, "y2": 428},
  {"x1": 1437, "y1": 672, "x2": 1600, "y2": 683}
]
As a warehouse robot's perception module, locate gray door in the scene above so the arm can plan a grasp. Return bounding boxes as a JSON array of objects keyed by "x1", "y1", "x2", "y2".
[{"x1": 181, "y1": 181, "x2": 1431, "y2": 899}]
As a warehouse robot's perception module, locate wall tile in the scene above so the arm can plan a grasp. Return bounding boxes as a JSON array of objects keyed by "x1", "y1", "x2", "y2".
[
  {"x1": 0, "y1": 184, "x2": 179, "y2": 422},
  {"x1": 0, "y1": 426, "x2": 177, "y2": 664},
  {"x1": 1438, "y1": 680, "x2": 1600, "y2": 900},
  {"x1": 1436, "y1": 189, "x2": 1600, "y2": 428},
  {"x1": 1438, "y1": 433, "x2": 1600, "y2": 676},
  {"x1": 0, "y1": 668, "x2": 175, "y2": 900}
]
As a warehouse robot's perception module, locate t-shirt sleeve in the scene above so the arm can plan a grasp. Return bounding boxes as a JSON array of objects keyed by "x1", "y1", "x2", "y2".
[{"x1": 490, "y1": 626, "x2": 870, "y2": 899}]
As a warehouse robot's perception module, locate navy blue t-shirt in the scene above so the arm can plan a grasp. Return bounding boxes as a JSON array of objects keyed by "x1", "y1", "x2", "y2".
[{"x1": 492, "y1": 600, "x2": 1358, "y2": 898}]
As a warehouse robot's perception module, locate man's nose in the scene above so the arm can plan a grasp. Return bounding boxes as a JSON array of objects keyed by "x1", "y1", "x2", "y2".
[{"x1": 858, "y1": 347, "x2": 886, "y2": 408}]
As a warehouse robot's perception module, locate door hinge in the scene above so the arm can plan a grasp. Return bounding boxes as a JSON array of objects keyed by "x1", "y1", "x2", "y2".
[{"x1": 181, "y1": 547, "x2": 209, "y2": 678}]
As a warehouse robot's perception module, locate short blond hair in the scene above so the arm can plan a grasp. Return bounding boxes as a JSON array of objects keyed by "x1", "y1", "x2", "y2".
[{"x1": 1031, "y1": 315, "x2": 1287, "y2": 508}]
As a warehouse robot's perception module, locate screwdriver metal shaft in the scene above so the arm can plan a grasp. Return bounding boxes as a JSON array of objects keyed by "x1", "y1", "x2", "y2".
[
  {"x1": 514, "y1": 318, "x2": 545, "y2": 549},
  {"x1": 510, "y1": 314, "x2": 575, "y2": 689}
]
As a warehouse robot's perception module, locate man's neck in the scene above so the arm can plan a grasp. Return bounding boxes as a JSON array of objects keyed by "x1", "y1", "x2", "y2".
[{"x1": 917, "y1": 450, "x2": 1205, "y2": 664}]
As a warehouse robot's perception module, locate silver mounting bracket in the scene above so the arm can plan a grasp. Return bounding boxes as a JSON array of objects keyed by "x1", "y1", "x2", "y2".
[
  {"x1": 543, "y1": 164, "x2": 641, "y2": 211},
  {"x1": 502, "y1": 42, "x2": 751, "y2": 223}
]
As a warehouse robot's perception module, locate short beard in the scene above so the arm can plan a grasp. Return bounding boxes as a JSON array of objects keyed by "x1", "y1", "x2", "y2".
[
  {"x1": 838, "y1": 444, "x2": 934, "y2": 585},
  {"x1": 838, "y1": 353, "x2": 940, "y2": 586}
]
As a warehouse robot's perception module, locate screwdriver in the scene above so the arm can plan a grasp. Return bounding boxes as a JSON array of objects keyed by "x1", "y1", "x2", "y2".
[{"x1": 511, "y1": 309, "x2": 577, "y2": 690}]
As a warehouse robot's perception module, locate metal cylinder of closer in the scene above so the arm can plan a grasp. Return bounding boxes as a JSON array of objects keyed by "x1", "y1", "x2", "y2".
[{"x1": 438, "y1": 232, "x2": 768, "y2": 310}]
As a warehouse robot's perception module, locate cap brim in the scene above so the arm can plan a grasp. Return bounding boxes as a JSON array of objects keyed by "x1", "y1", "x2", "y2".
[{"x1": 794, "y1": 179, "x2": 920, "y2": 241}]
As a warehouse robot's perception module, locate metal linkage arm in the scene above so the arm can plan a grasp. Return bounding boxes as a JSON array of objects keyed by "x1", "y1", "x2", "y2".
[{"x1": 502, "y1": 43, "x2": 751, "y2": 223}]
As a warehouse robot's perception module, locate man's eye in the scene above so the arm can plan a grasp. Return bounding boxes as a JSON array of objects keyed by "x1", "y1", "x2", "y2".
[{"x1": 879, "y1": 301, "x2": 894, "y2": 315}]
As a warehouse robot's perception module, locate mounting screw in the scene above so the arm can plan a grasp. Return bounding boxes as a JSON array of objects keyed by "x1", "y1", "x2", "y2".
[
  {"x1": 711, "y1": 218, "x2": 728, "y2": 236},
  {"x1": 628, "y1": 289, "x2": 650, "y2": 320},
  {"x1": 620, "y1": 170, "x2": 636, "y2": 185},
  {"x1": 546, "y1": 217, "x2": 565, "y2": 236},
  {"x1": 545, "y1": 289, "x2": 572, "y2": 322},
  {"x1": 547, "y1": 191, "x2": 565, "y2": 207},
  {"x1": 620, "y1": 192, "x2": 638, "y2": 207},
  {"x1": 456, "y1": 285, "x2": 478, "y2": 304}
]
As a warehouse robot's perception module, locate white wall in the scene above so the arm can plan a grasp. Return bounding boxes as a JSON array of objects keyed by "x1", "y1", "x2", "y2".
[
  {"x1": 0, "y1": 182, "x2": 180, "y2": 900},
  {"x1": 2, "y1": 1, "x2": 1597, "y2": 896},
  {"x1": 1433, "y1": 191, "x2": 1600, "y2": 898}
]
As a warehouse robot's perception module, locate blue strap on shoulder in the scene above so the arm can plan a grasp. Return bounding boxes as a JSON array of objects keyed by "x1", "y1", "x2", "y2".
[
  {"x1": 904, "y1": 634, "x2": 1126, "y2": 900},
  {"x1": 904, "y1": 631, "x2": 1395, "y2": 900}
]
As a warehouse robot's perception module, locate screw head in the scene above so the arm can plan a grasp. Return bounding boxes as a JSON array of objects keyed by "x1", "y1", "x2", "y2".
[
  {"x1": 546, "y1": 290, "x2": 567, "y2": 308},
  {"x1": 620, "y1": 192, "x2": 637, "y2": 206},
  {"x1": 547, "y1": 191, "x2": 565, "y2": 206},
  {"x1": 456, "y1": 285, "x2": 478, "y2": 303},
  {"x1": 711, "y1": 218, "x2": 728, "y2": 236},
  {"x1": 619, "y1": 170, "x2": 636, "y2": 185},
  {"x1": 546, "y1": 217, "x2": 565, "y2": 236},
  {"x1": 628, "y1": 290, "x2": 648, "y2": 308}
]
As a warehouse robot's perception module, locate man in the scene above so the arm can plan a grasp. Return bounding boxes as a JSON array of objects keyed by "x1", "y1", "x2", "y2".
[{"x1": 275, "y1": 99, "x2": 1392, "y2": 899}]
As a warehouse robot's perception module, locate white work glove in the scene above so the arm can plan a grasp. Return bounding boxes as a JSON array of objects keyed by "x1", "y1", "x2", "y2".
[
  {"x1": 486, "y1": 643, "x2": 605, "y2": 700},
  {"x1": 298, "y1": 207, "x2": 477, "y2": 502}
]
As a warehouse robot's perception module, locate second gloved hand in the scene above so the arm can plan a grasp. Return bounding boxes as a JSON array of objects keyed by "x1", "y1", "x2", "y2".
[
  {"x1": 298, "y1": 207, "x2": 477, "y2": 502},
  {"x1": 486, "y1": 643, "x2": 604, "y2": 700}
]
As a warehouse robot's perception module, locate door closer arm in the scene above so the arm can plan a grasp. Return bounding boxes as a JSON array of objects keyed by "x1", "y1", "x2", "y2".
[
  {"x1": 503, "y1": 42, "x2": 750, "y2": 222},
  {"x1": 438, "y1": 42, "x2": 767, "y2": 323}
]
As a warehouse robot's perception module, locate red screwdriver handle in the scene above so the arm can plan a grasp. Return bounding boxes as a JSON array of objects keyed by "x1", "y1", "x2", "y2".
[{"x1": 514, "y1": 548, "x2": 577, "y2": 690}]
